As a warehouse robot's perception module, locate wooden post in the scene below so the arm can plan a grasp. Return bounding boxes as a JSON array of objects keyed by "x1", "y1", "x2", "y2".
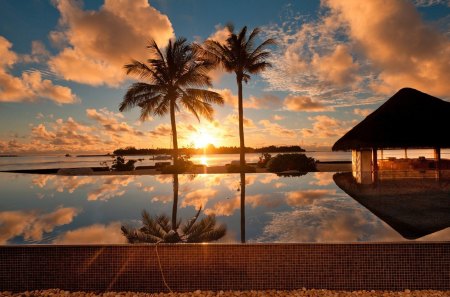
[
  {"x1": 372, "y1": 148, "x2": 378, "y2": 171},
  {"x1": 434, "y1": 147, "x2": 441, "y2": 170},
  {"x1": 404, "y1": 148, "x2": 408, "y2": 159}
]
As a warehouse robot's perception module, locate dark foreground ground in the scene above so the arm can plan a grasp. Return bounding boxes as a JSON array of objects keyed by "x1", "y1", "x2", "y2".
[{"x1": 1, "y1": 289, "x2": 449, "y2": 297}]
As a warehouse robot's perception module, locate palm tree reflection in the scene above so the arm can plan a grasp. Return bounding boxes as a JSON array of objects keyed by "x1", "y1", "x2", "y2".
[
  {"x1": 240, "y1": 172, "x2": 246, "y2": 243},
  {"x1": 121, "y1": 174, "x2": 226, "y2": 243}
]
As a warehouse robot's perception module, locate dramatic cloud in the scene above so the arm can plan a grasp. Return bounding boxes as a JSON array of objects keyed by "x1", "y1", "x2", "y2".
[
  {"x1": 48, "y1": 0, "x2": 174, "y2": 86},
  {"x1": 0, "y1": 36, "x2": 77, "y2": 104},
  {"x1": 87, "y1": 108, "x2": 144, "y2": 136},
  {"x1": 284, "y1": 95, "x2": 334, "y2": 112},
  {"x1": 0, "y1": 207, "x2": 79, "y2": 244},
  {"x1": 262, "y1": 0, "x2": 450, "y2": 105},
  {"x1": 325, "y1": 0, "x2": 450, "y2": 97}
]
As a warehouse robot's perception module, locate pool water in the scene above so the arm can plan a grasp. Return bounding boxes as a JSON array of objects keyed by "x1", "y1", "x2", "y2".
[{"x1": 0, "y1": 172, "x2": 449, "y2": 244}]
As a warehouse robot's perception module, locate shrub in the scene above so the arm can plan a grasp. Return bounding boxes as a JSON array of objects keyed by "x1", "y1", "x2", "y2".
[
  {"x1": 266, "y1": 153, "x2": 316, "y2": 173},
  {"x1": 257, "y1": 153, "x2": 272, "y2": 168},
  {"x1": 161, "y1": 156, "x2": 193, "y2": 173},
  {"x1": 110, "y1": 156, "x2": 137, "y2": 171}
]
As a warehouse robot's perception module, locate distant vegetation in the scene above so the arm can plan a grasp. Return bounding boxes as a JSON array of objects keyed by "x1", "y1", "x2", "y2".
[{"x1": 113, "y1": 145, "x2": 305, "y2": 156}]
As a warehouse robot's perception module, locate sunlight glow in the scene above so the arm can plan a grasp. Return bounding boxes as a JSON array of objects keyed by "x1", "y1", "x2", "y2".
[
  {"x1": 191, "y1": 129, "x2": 217, "y2": 149},
  {"x1": 199, "y1": 156, "x2": 208, "y2": 166}
]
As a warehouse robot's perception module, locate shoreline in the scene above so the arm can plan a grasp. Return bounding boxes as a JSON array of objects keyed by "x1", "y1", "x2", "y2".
[{"x1": 0, "y1": 161, "x2": 352, "y2": 175}]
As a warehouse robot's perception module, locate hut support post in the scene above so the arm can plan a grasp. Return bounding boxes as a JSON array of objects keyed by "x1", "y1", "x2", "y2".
[
  {"x1": 372, "y1": 148, "x2": 378, "y2": 171},
  {"x1": 434, "y1": 147, "x2": 441, "y2": 170}
]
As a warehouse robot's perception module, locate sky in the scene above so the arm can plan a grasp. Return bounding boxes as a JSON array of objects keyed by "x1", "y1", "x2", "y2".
[{"x1": 0, "y1": 0, "x2": 449, "y2": 154}]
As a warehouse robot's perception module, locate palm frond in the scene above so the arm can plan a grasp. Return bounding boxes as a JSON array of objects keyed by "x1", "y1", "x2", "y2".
[
  {"x1": 120, "y1": 83, "x2": 162, "y2": 112},
  {"x1": 181, "y1": 207, "x2": 202, "y2": 234}
]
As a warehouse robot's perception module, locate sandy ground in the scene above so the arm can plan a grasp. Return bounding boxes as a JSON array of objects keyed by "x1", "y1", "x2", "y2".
[
  {"x1": 1, "y1": 289, "x2": 449, "y2": 296},
  {"x1": 86, "y1": 163, "x2": 351, "y2": 176}
]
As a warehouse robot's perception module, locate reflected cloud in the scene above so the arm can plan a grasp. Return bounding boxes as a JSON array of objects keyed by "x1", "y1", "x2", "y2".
[
  {"x1": 87, "y1": 176, "x2": 136, "y2": 201},
  {"x1": 151, "y1": 195, "x2": 173, "y2": 204},
  {"x1": 285, "y1": 189, "x2": 336, "y2": 207},
  {"x1": 181, "y1": 188, "x2": 218, "y2": 209},
  {"x1": 259, "y1": 174, "x2": 279, "y2": 184},
  {"x1": 205, "y1": 196, "x2": 240, "y2": 217},
  {"x1": 53, "y1": 222, "x2": 127, "y2": 244},
  {"x1": 0, "y1": 207, "x2": 79, "y2": 244},
  {"x1": 311, "y1": 172, "x2": 335, "y2": 186}
]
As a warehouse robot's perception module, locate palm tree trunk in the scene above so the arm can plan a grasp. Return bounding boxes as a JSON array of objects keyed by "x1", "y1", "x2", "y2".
[
  {"x1": 240, "y1": 172, "x2": 246, "y2": 243},
  {"x1": 169, "y1": 99, "x2": 179, "y2": 165},
  {"x1": 237, "y1": 77, "x2": 245, "y2": 172},
  {"x1": 171, "y1": 174, "x2": 179, "y2": 230}
]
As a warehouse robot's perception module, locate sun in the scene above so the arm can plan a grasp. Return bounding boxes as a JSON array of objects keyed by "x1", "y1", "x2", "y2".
[{"x1": 191, "y1": 129, "x2": 217, "y2": 149}]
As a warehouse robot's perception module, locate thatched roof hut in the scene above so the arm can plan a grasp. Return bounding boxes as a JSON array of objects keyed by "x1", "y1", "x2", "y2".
[{"x1": 333, "y1": 88, "x2": 450, "y2": 151}]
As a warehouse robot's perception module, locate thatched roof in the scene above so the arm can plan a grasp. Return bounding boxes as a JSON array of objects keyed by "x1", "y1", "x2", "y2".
[
  {"x1": 333, "y1": 88, "x2": 450, "y2": 151},
  {"x1": 333, "y1": 172, "x2": 450, "y2": 239}
]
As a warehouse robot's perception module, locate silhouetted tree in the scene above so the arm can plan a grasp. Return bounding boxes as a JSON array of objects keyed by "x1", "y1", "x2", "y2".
[
  {"x1": 198, "y1": 25, "x2": 275, "y2": 171},
  {"x1": 120, "y1": 38, "x2": 224, "y2": 164}
]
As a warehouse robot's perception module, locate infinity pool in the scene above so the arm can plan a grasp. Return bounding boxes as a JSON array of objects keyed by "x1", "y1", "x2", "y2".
[{"x1": 0, "y1": 172, "x2": 449, "y2": 244}]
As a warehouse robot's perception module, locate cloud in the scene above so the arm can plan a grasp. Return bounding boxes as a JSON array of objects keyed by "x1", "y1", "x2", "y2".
[
  {"x1": 244, "y1": 94, "x2": 283, "y2": 110},
  {"x1": 272, "y1": 114, "x2": 284, "y2": 121},
  {"x1": 213, "y1": 88, "x2": 237, "y2": 107},
  {"x1": 87, "y1": 108, "x2": 144, "y2": 136},
  {"x1": 259, "y1": 120, "x2": 297, "y2": 138},
  {"x1": 325, "y1": 0, "x2": 450, "y2": 97},
  {"x1": 48, "y1": 0, "x2": 174, "y2": 86},
  {"x1": 300, "y1": 115, "x2": 355, "y2": 140},
  {"x1": 0, "y1": 36, "x2": 78, "y2": 104},
  {"x1": 0, "y1": 207, "x2": 79, "y2": 244},
  {"x1": 262, "y1": 0, "x2": 450, "y2": 105},
  {"x1": 284, "y1": 95, "x2": 334, "y2": 112},
  {"x1": 225, "y1": 113, "x2": 256, "y2": 128},
  {"x1": 53, "y1": 222, "x2": 127, "y2": 244},
  {"x1": 353, "y1": 108, "x2": 372, "y2": 117}
]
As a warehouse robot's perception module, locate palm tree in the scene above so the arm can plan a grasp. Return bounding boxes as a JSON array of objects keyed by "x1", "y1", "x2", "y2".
[
  {"x1": 121, "y1": 207, "x2": 227, "y2": 243},
  {"x1": 198, "y1": 25, "x2": 275, "y2": 171},
  {"x1": 120, "y1": 37, "x2": 224, "y2": 164}
]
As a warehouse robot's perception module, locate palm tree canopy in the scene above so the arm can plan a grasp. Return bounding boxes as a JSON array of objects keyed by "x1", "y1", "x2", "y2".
[
  {"x1": 119, "y1": 37, "x2": 224, "y2": 121},
  {"x1": 198, "y1": 24, "x2": 276, "y2": 83},
  {"x1": 121, "y1": 207, "x2": 227, "y2": 244}
]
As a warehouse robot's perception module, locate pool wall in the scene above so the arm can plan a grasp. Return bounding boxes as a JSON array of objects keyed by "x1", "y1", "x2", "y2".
[{"x1": 0, "y1": 242, "x2": 449, "y2": 292}]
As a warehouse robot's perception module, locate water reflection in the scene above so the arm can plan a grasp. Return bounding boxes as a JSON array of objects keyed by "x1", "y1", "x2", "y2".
[
  {"x1": 121, "y1": 174, "x2": 227, "y2": 243},
  {"x1": 0, "y1": 171, "x2": 449, "y2": 244},
  {"x1": 334, "y1": 171, "x2": 450, "y2": 239}
]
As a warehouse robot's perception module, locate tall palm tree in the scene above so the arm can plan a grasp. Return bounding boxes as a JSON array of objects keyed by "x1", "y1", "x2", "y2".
[
  {"x1": 198, "y1": 25, "x2": 275, "y2": 171},
  {"x1": 120, "y1": 37, "x2": 224, "y2": 164}
]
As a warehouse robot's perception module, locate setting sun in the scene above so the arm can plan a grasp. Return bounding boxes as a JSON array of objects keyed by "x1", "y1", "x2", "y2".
[{"x1": 191, "y1": 129, "x2": 217, "y2": 149}]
